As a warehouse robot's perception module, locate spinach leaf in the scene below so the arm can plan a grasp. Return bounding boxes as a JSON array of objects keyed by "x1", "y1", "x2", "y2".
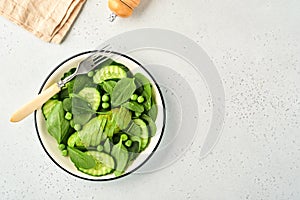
[
  {"x1": 103, "y1": 138, "x2": 111, "y2": 153},
  {"x1": 122, "y1": 101, "x2": 144, "y2": 113},
  {"x1": 142, "y1": 84, "x2": 152, "y2": 111},
  {"x1": 111, "y1": 139, "x2": 129, "y2": 176},
  {"x1": 141, "y1": 114, "x2": 157, "y2": 137},
  {"x1": 71, "y1": 94, "x2": 94, "y2": 125},
  {"x1": 134, "y1": 73, "x2": 150, "y2": 85},
  {"x1": 102, "y1": 80, "x2": 117, "y2": 94},
  {"x1": 78, "y1": 117, "x2": 102, "y2": 147},
  {"x1": 112, "y1": 107, "x2": 131, "y2": 130},
  {"x1": 46, "y1": 101, "x2": 70, "y2": 144},
  {"x1": 73, "y1": 75, "x2": 95, "y2": 94},
  {"x1": 126, "y1": 121, "x2": 142, "y2": 137},
  {"x1": 134, "y1": 73, "x2": 152, "y2": 111},
  {"x1": 111, "y1": 78, "x2": 136, "y2": 107},
  {"x1": 67, "y1": 147, "x2": 96, "y2": 169},
  {"x1": 147, "y1": 103, "x2": 158, "y2": 121}
]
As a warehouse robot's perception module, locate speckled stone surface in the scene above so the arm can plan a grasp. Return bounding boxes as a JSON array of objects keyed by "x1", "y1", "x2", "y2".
[{"x1": 1, "y1": 0, "x2": 299, "y2": 199}]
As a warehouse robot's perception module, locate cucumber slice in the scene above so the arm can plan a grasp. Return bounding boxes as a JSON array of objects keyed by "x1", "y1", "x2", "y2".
[
  {"x1": 141, "y1": 114, "x2": 157, "y2": 137},
  {"x1": 67, "y1": 132, "x2": 85, "y2": 148},
  {"x1": 78, "y1": 87, "x2": 101, "y2": 111},
  {"x1": 132, "y1": 119, "x2": 149, "y2": 150},
  {"x1": 79, "y1": 151, "x2": 115, "y2": 176},
  {"x1": 93, "y1": 65, "x2": 127, "y2": 84},
  {"x1": 42, "y1": 99, "x2": 59, "y2": 119}
]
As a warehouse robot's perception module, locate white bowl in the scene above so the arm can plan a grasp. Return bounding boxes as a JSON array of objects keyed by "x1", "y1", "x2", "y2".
[{"x1": 34, "y1": 51, "x2": 166, "y2": 181}]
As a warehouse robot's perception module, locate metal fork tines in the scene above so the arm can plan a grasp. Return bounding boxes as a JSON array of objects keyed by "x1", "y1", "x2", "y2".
[{"x1": 59, "y1": 45, "x2": 112, "y2": 87}]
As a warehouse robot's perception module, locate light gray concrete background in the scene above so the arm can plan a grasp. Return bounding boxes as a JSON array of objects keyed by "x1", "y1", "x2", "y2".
[{"x1": 0, "y1": 0, "x2": 299, "y2": 199}]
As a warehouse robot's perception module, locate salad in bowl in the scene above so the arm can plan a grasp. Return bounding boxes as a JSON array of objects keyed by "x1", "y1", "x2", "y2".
[{"x1": 35, "y1": 51, "x2": 165, "y2": 181}]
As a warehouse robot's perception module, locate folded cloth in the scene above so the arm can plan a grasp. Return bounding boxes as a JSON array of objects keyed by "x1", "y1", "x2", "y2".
[{"x1": 0, "y1": 0, "x2": 86, "y2": 43}]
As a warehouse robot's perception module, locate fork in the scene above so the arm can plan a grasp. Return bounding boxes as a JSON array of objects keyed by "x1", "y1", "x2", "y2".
[{"x1": 10, "y1": 45, "x2": 112, "y2": 122}]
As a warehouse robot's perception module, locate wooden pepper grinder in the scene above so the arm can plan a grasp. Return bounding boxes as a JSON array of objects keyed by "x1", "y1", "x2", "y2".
[{"x1": 108, "y1": 0, "x2": 140, "y2": 22}]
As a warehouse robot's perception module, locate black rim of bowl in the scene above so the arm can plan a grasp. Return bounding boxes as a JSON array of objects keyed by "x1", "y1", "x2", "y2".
[{"x1": 34, "y1": 50, "x2": 166, "y2": 181}]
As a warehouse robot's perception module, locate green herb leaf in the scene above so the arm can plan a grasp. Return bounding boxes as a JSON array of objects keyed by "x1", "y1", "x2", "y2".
[
  {"x1": 126, "y1": 121, "x2": 142, "y2": 137},
  {"x1": 122, "y1": 101, "x2": 144, "y2": 113},
  {"x1": 142, "y1": 84, "x2": 152, "y2": 111},
  {"x1": 111, "y1": 139, "x2": 129, "y2": 176},
  {"x1": 46, "y1": 101, "x2": 70, "y2": 144},
  {"x1": 111, "y1": 78, "x2": 136, "y2": 107},
  {"x1": 147, "y1": 103, "x2": 158, "y2": 121},
  {"x1": 103, "y1": 138, "x2": 111, "y2": 153},
  {"x1": 73, "y1": 75, "x2": 95, "y2": 94},
  {"x1": 141, "y1": 114, "x2": 157, "y2": 137},
  {"x1": 78, "y1": 117, "x2": 102, "y2": 147},
  {"x1": 134, "y1": 73, "x2": 150, "y2": 86},
  {"x1": 102, "y1": 80, "x2": 117, "y2": 94},
  {"x1": 113, "y1": 107, "x2": 132, "y2": 130},
  {"x1": 71, "y1": 94, "x2": 94, "y2": 125},
  {"x1": 67, "y1": 147, "x2": 96, "y2": 169}
]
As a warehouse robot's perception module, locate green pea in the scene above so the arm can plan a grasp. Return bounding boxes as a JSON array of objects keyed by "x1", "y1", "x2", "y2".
[
  {"x1": 121, "y1": 134, "x2": 128, "y2": 141},
  {"x1": 130, "y1": 94, "x2": 138, "y2": 101},
  {"x1": 87, "y1": 71, "x2": 94, "y2": 77},
  {"x1": 97, "y1": 145, "x2": 103, "y2": 152},
  {"x1": 135, "y1": 112, "x2": 141, "y2": 117},
  {"x1": 74, "y1": 124, "x2": 81, "y2": 131},
  {"x1": 102, "y1": 94, "x2": 109, "y2": 102},
  {"x1": 125, "y1": 140, "x2": 132, "y2": 147},
  {"x1": 62, "y1": 149, "x2": 68, "y2": 156},
  {"x1": 65, "y1": 112, "x2": 72, "y2": 120},
  {"x1": 52, "y1": 94, "x2": 59, "y2": 99},
  {"x1": 58, "y1": 144, "x2": 66, "y2": 150},
  {"x1": 70, "y1": 120, "x2": 75, "y2": 128},
  {"x1": 137, "y1": 96, "x2": 144, "y2": 103},
  {"x1": 102, "y1": 102, "x2": 110, "y2": 109}
]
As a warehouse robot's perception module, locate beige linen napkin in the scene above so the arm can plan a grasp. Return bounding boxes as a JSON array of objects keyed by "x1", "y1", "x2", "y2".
[{"x1": 0, "y1": 0, "x2": 86, "y2": 43}]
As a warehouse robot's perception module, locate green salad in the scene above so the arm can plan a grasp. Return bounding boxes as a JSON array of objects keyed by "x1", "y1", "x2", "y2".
[{"x1": 42, "y1": 60, "x2": 158, "y2": 177}]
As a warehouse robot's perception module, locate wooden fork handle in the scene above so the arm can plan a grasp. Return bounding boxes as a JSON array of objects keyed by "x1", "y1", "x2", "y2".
[{"x1": 10, "y1": 83, "x2": 61, "y2": 122}]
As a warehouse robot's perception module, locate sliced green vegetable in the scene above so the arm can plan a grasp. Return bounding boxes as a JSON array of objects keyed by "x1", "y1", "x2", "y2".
[
  {"x1": 93, "y1": 65, "x2": 127, "y2": 84},
  {"x1": 78, "y1": 87, "x2": 101, "y2": 111},
  {"x1": 78, "y1": 151, "x2": 115, "y2": 176},
  {"x1": 111, "y1": 78, "x2": 136, "y2": 107},
  {"x1": 131, "y1": 119, "x2": 149, "y2": 151},
  {"x1": 67, "y1": 132, "x2": 85, "y2": 148}
]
